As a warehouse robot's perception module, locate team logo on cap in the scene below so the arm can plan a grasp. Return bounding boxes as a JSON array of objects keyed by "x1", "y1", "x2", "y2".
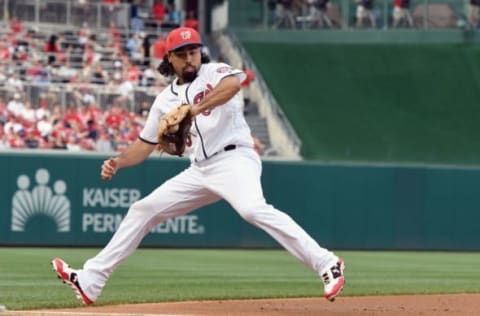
[
  {"x1": 216, "y1": 66, "x2": 233, "y2": 74},
  {"x1": 180, "y1": 30, "x2": 191, "y2": 40}
]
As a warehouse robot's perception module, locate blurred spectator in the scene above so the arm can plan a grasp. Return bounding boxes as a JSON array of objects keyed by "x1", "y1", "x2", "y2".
[
  {"x1": 32, "y1": 69, "x2": 50, "y2": 85},
  {"x1": 110, "y1": 126, "x2": 129, "y2": 152},
  {"x1": 78, "y1": 22, "x2": 91, "y2": 46},
  {"x1": 252, "y1": 134, "x2": 266, "y2": 156},
  {"x1": 23, "y1": 27, "x2": 37, "y2": 46},
  {"x1": 125, "y1": 59, "x2": 141, "y2": 84},
  {"x1": 131, "y1": 18, "x2": 145, "y2": 34},
  {"x1": 21, "y1": 102, "x2": 36, "y2": 124},
  {"x1": 0, "y1": 37, "x2": 11, "y2": 63},
  {"x1": 147, "y1": 75, "x2": 169, "y2": 96},
  {"x1": 123, "y1": 119, "x2": 139, "y2": 143},
  {"x1": 83, "y1": 43, "x2": 100, "y2": 66},
  {"x1": 241, "y1": 65, "x2": 255, "y2": 114},
  {"x1": 35, "y1": 95, "x2": 51, "y2": 120},
  {"x1": 8, "y1": 129, "x2": 25, "y2": 148},
  {"x1": 274, "y1": 0, "x2": 296, "y2": 29},
  {"x1": 355, "y1": 0, "x2": 376, "y2": 28},
  {"x1": 0, "y1": 134, "x2": 10, "y2": 149},
  {"x1": 7, "y1": 93, "x2": 24, "y2": 117},
  {"x1": 152, "y1": 0, "x2": 167, "y2": 24},
  {"x1": 91, "y1": 64, "x2": 109, "y2": 85},
  {"x1": 142, "y1": 63, "x2": 157, "y2": 86},
  {"x1": 151, "y1": 34, "x2": 167, "y2": 67},
  {"x1": 307, "y1": 0, "x2": 333, "y2": 28},
  {"x1": 109, "y1": 22, "x2": 122, "y2": 46},
  {"x1": 26, "y1": 59, "x2": 44, "y2": 81},
  {"x1": 470, "y1": 0, "x2": 480, "y2": 28},
  {"x1": 77, "y1": 104, "x2": 91, "y2": 128},
  {"x1": 136, "y1": 101, "x2": 150, "y2": 118},
  {"x1": 105, "y1": 105, "x2": 123, "y2": 129},
  {"x1": 103, "y1": 0, "x2": 119, "y2": 7},
  {"x1": 13, "y1": 45, "x2": 28, "y2": 62},
  {"x1": 141, "y1": 33, "x2": 153, "y2": 67},
  {"x1": 165, "y1": 3, "x2": 182, "y2": 28},
  {"x1": 126, "y1": 33, "x2": 143, "y2": 61},
  {"x1": 393, "y1": 0, "x2": 414, "y2": 28},
  {"x1": 201, "y1": 44, "x2": 211, "y2": 58},
  {"x1": 266, "y1": 0, "x2": 277, "y2": 26},
  {"x1": 0, "y1": 97, "x2": 7, "y2": 123},
  {"x1": 51, "y1": 133, "x2": 67, "y2": 149},
  {"x1": 27, "y1": 59, "x2": 49, "y2": 84},
  {"x1": 4, "y1": 115, "x2": 25, "y2": 136},
  {"x1": 87, "y1": 101, "x2": 104, "y2": 124},
  {"x1": 96, "y1": 132, "x2": 115, "y2": 152},
  {"x1": 10, "y1": 17, "x2": 23, "y2": 34},
  {"x1": 112, "y1": 59, "x2": 123, "y2": 79},
  {"x1": 64, "y1": 104, "x2": 83, "y2": 129},
  {"x1": 0, "y1": 65, "x2": 7, "y2": 83},
  {"x1": 72, "y1": 81, "x2": 96, "y2": 107},
  {"x1": 76, "y1": 63, "x2": 92, "y2": 83},
  {"x1": 5, "y1": 73, "x2": 24, "y2": 93},
  {"x1": 37, "y1": 115, "x2": 53, "y2": 138},
  {"x1": 55, "y1": 60, "x2": 77, "y2": 83},
  {"x1": 50, "y1": 104, "x2": 64, "y2": 126},
  {"x1": 24, "y1": 129, "x2": 40, "y2": 149},
  {"x1": 66, "y1": 134, "x2": 82, "y2": 151},
  {"x1": 130, "y1": 5, "x2": 145, "y2": 33},
  {"x1": 44, "y1": 35, "x2": 62, "y2": 65},
  {"x1": 108, "y1": 73, "x2": 134, "y2": 108},
  {"x1": 184, "y1": 11, "x2": 199, "y2": 30},
  {"x1": 85, "y1": 119, "x2": 99, "y2": 140}
]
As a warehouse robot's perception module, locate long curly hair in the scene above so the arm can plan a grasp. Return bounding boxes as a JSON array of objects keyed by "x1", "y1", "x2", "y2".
[{"x1": 157, "y1": 52, "x2": 211, "y2": 77}]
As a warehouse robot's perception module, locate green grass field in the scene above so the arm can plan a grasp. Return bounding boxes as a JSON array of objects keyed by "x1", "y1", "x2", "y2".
[{"x1": 0, "y1": 248, "x2": 479, "y2": 310}]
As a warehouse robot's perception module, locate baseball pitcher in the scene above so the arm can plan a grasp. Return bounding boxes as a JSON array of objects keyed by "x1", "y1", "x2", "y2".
[{"x1": 52, "y1": 27, "x2": 345, "y2": 305}]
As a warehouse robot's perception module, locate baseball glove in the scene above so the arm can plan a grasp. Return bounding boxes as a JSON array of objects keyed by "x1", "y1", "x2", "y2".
[{"x1": 157, "y1": 104, "x2": 193, "y2": 156}]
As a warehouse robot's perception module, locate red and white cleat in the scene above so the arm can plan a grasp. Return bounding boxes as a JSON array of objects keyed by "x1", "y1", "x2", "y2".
[
  {"x1": 51, "y1": 257, "x2": 93, "y2": 305},
  {"x1": 321, "y1": 258, "x2": 345, "y2": 302}
]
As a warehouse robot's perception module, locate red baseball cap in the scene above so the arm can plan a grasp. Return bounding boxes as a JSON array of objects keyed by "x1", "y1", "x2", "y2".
[{"x1": 166, "y1": 27, "x2": 202, "y2": 52}]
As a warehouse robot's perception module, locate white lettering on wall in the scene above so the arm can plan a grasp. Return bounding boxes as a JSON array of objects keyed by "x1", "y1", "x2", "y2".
[
  {"x1": 82, "y1": 188, "x2": 141, "y2": 208},
  {"x1": 82, "y1": 213, "x2": 205, "y2": 235},
  {"x1": 82, "y1": 213, "x2": 123, "y2": 233},
  {"x1": 151, "y1": 215, "x2": 204, "y2": 234}
]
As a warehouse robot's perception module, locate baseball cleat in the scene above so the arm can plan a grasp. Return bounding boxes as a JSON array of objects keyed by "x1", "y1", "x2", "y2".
[
  {"x1": 51, "y1": 257, "x2": 93, "y2": 305},
  {"x1": 321, "y1": 258, "x2": 345, "y2": 302}
]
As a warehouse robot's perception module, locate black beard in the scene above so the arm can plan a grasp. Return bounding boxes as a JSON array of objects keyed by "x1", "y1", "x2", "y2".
[{"x1": 182, "y1": 70, "x2": 197, "y2": 83}]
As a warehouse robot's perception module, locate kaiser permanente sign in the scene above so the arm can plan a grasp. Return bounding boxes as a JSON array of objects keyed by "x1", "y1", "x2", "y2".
[
  {"x1": 82, "y1": 187, "x2": 204, "y2": 234},
  {"x1": 0, "y1": 151, "x2": 276, "y2": 248},
  {"x1": 4, "y1": 151, "x2": 479, "y2": 251}
]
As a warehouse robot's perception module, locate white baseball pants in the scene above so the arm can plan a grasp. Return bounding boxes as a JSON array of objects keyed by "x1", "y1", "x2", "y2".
[{"x1": 78, "y1": 147, "x2": 337, "y2": 301}]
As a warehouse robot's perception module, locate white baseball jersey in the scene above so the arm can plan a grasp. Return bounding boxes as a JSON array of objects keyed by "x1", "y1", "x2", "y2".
[
  {"x1": 76, "y1": 63, "x2": 340, "y2": 303},
  {"x1": 140, "y1": 62, "x2": 253, "y2": 163}
]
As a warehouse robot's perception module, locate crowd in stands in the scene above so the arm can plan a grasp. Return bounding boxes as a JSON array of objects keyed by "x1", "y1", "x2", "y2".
[
  {"x1": 0, "y1": 0, "x2": 200, "y2": 153},
  {"x1": 269, "y1": 0, "x2": 473, "y2": 29},
  {"x1": 269, "y1": 0, "x2": 415, "y2": 29},
  {"x1": 0, "y1": 91, "x2": 152, "y2": 152}
]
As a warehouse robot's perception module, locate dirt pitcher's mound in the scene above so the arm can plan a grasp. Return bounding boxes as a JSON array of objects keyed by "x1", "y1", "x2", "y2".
[{"x1": 10, "y1": 294, "x2": 480, "y2": 316}]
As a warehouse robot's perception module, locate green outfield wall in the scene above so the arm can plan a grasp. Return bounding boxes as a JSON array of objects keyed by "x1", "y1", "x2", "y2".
[
  {"x1": 1, "y1": 152, "x2": 479, "y2": 250},
  {"x1": 242, "y1": 42, "x2": 480, "y2": 165}
]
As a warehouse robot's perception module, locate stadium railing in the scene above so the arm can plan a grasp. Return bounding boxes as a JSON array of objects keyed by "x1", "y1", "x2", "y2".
[
  {"x1": 0, "y1": 0, "x2": 172, "y2": 35},
  {"x1": 229, "y1": 0, "x2": 469, "y2": 30},
  {"x1": 0, "y1": 82, "x2": 157, "y2": 113}
]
